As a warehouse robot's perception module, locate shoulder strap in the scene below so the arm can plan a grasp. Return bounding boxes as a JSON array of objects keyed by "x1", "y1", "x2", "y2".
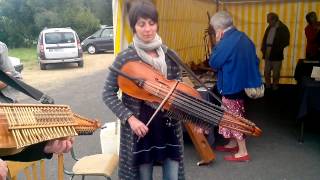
[
  {"x1": 0, "y1": 70, "x2": 54, "y2": 104},
  {"x1": 166, "y1": 49, "x2": 222, "y2": 104}
]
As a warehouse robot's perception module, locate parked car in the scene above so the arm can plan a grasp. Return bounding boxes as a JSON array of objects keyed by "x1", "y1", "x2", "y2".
[
  {"x1": 37, "y1": 27, "x2": 83, "y2": 70},
  {"x1": 8, "y1": 56, "x2": 24, "y2": 73},
  {"x1": 81, "y1": 26, "x2": 114, "y2": 54}
]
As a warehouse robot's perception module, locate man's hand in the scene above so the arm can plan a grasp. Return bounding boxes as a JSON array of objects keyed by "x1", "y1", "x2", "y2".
[
  {"x1": 0, "y1": 81, "x2": 7, "y2": 90},
  {"x1": 44, "y1": 137, "x2": 74, "y2": 154},
  {"x1": 128, "y1": 116, "x2": 149, "y2": 138},
  {"x1": 0, "y1": 71, "x2": 13, "y2": 90},
  {"x1": 39, "y1": 94, "x2": 55, "y2": 104},
  {"x1": 0, "y1": 159, "x2": 8, "y2": 180}
]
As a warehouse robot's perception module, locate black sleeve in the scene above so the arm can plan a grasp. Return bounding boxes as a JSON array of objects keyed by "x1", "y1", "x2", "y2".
[
  {"x1": 261, "y1": 28, "x2": 269, "y2": 53},
  {"x1": 1, "y1": 142, "x2": 53, "y2": 162},
  {"x1": 283, "y1": 25, "x2": 290, "y2": 47},
  {"x1": 102, "y1": 52, "x2": 135, "y2": 125},
  {"x1": 316, "y1": 31, "x2": 320, "y2": 46}
]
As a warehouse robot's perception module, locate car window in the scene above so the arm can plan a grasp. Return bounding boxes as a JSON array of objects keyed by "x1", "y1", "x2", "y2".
[
  {"x1": 101, "y1": 29, "x2": 113, "y2": 39},
  {"x1": 45, "y1": 32, "x2": 75, "y2": 44},
  {"x1": 91, "y1": 29, "x2": 102, "y2": 38}
]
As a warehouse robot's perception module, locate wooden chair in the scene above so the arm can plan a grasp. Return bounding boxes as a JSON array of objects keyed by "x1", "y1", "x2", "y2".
[
  {"x1": 63, "y1": 147, "x2": 119, "y2": 180},
  {"x1": 6, "y1": 160, "x2": 45, "y2": 180}
]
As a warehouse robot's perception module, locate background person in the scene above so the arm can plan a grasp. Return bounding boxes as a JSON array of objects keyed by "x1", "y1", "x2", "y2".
[
  {"x1": 103, "y1": 1, "x2": 184, "y2": 179},
  {"x1": 305, "y1": 11, "x2": 320, "y2": 60},
  {"x1": 209, "y1": 11, "x2": 262, "y2": 162},
  {"x1": 261, "y1": 12, "x2": 290, "y2": 90}
]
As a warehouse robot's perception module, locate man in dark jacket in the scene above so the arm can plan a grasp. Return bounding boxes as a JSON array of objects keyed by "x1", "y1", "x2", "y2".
[{"x1": 261, "y1": 12, "x2": 290, "y2": 90}]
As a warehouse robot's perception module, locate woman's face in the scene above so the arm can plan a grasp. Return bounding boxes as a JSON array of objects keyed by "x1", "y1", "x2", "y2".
[{"x1": 135, "y1": 17, "x2": 158, "y2": 43}]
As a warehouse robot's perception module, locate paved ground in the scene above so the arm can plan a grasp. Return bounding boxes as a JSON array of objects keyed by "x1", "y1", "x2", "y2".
[{"x1": 16, "y1": 53, "x2": 320, "y2": 180}]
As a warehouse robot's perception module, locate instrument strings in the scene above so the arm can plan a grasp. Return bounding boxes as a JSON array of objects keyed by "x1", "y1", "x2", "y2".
[
  {"x1": 141, "y1": 80, "x2": 256, "y2": 134},
  {"x1": 114, "y1": 60, "x2": 260, "y2": 135},
  {"x1": 143, "y1": 81, "x2": 226, "y2": 125}
]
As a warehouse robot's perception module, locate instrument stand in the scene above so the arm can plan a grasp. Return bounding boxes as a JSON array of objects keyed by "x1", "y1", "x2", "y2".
[
  {"x1": 184, "y1": 123, "x2": 215, "y2": 166},
  {"x1": 181, "y1": 76, "x2": 215, "y2": 166}
]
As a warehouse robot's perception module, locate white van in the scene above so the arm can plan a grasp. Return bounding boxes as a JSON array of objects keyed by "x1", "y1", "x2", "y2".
[{"x1": 37, "y1": 28, "x2": 83, "y2": 70}]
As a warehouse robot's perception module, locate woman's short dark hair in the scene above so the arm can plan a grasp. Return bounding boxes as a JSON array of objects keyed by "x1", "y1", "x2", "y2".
[{"x1": 128, "y1": 1, "x2": 158, "y2": 33}]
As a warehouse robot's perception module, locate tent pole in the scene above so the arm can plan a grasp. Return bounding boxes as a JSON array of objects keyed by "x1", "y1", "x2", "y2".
[{"x1": 216, "y1": 0, "x2": 219, "y2": 12}]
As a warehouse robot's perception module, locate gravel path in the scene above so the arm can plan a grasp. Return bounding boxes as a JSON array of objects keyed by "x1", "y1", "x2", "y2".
[{"x1": 21, "y1": 53, "x2": 114, "y2": 91}]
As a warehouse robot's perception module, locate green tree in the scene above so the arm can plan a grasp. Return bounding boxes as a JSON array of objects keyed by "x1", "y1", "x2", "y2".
[
  {"x1": 0, "y1": 0, "x2": 110, "y2": 47},
  {"x1": 0, "y1": 17, "x2": 10, "y2": 44},
  {"x1": 84, "y1": 0, "x2": 113, "y2": 26},
  {"x1": 60, "y1": 6, "x2": 100, "y2": 40},
  {"x1": 29, "y1": 0, "x2": 100, "y2": 40},
  {"x1": 0, "y1": 0, "x2": 37, "y2": 47}
]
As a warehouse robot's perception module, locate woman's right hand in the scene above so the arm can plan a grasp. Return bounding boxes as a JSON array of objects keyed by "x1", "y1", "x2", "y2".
[
  {"x1": 128, "y1": 116, "x2": 149, "y2": 138},
  {"x1": 0, "y1": 158, "x2": 8, "y2": 180}
]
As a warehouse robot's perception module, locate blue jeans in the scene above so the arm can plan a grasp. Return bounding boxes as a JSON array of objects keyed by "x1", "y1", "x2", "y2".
[{"x1": 139, "y1": 158, "x2": 179, "y2": 180}]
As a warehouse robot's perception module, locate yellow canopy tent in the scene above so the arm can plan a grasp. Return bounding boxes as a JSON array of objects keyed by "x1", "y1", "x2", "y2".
[
  {"x1": 219, "y1": 0, "x2": 320, "y2": 84},
  {"x1": 113, "y1": 0, "x2": 215, "y2": 63},
  {"x1": 113, "y1": 0, "x2": 320, "y2": 84}
]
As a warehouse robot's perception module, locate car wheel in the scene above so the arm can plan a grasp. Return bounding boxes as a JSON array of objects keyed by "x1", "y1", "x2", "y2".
[
  {"x1": 40, "y1": 63, "x2": 46, "y2": 70},
  {"x1": 78, "y1": 61, "x2": 84, "y2": 68},
  {"x1": 87, "y1": 45, "x2": 96, "y2": 54}
]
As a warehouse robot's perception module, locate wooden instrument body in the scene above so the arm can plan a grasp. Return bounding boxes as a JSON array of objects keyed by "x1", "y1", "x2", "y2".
[
  {"x1": 118, "y1": 61, "x2": 202, "y2": 110},
  {"x1": 0, "y1": 115, "x2": 22, "y2": 155},
  {"x1": 118, "y1": 61, "x2": 215, "y2": 165},
  {"x1": 117, "y1": 61, "x2": 261, "y2": 137},
  {"x1": 0, "y1": 103, "x2": 100, "y2": 156},
  {"x1": 0, "y1": 114, "x2": 15, "y2": 148},
  {"x1": 115, "y1": 60, "x2": 262, "y2": 164},
  {"x1": 184, "y1": 123, "x2": 215, "y2": 165}
]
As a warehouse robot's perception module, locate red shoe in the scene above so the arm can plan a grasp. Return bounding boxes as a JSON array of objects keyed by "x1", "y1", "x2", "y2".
[
  {"x1": 215, "y1": 146, "x2": 239, "y2": 153},
  {"x1": 224, "y1": 154, "x2": 250, "y2": 162}
]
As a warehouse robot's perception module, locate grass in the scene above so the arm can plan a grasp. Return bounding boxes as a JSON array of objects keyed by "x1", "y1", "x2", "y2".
[{"x1": 8, "y1": 47, "x2": 38, "y2": 69}]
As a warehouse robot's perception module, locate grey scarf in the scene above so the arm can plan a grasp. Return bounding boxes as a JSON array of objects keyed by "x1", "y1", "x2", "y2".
[{"x1": 133, "y1": 34, "x2": 167, "y2": 77}]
